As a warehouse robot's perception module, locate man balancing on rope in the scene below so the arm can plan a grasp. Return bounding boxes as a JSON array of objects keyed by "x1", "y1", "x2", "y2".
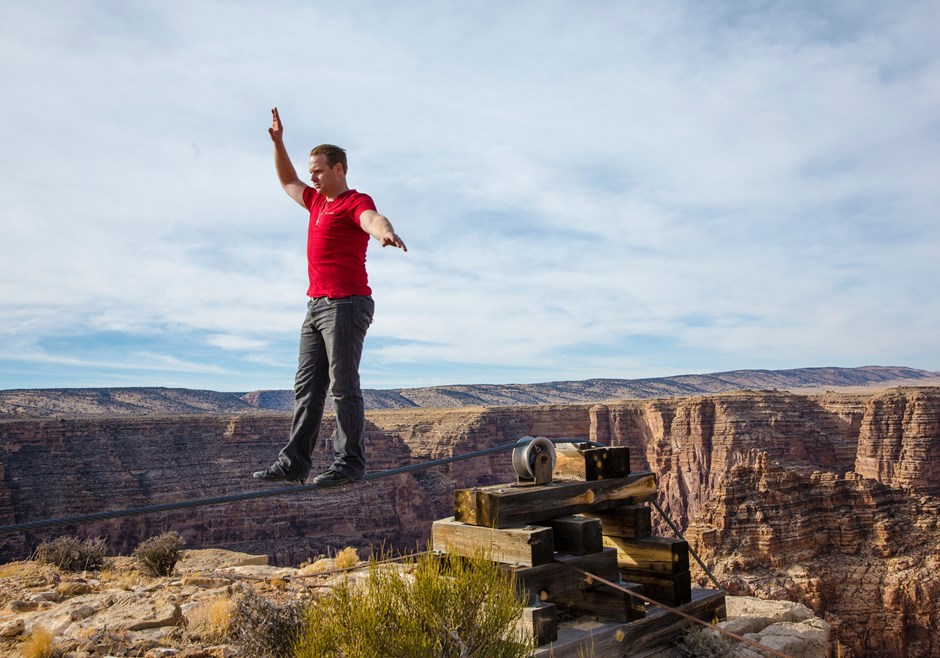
[{"x1": 253, "y1": 107, "x2": 407, "y2": 487}]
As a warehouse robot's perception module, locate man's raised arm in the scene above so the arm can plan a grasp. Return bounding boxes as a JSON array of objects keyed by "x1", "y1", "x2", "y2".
[{"x1": 268, "y1": 107, "x2": 307, "y2": 208}]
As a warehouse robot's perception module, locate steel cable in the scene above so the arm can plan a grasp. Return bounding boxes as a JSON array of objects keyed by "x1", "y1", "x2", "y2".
[
  {"x1": 561, "y1": 562, "x2": 793, "y2": 658},
  {"x1": 0, "y1": 437, "x2": 597, "y2": 535}
]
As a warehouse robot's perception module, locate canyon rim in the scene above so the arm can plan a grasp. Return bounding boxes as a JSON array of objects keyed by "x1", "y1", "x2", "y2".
[{"x1": 1, "y1": 382, "x2": 938, "y2": 657}]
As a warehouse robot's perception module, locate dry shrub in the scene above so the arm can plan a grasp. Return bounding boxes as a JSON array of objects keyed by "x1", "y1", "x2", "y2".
[
  {"x1": 0, "y1": 561, "x2": 44, "y2": 580},
  {"x1": 34, "y1": 536, "x2": 107, "y2": 572},
  {"x1": 56, "y1": 580, "x2": 93, "y2": 597},
  {"x1": 334, "y1": 546, "x2": 360, "y2": 569},
  {"x1": 133, "y1": 531, "x2": 185, "y2": 577},
  {"x1": 229, "y1": 586, "x2": 305, "y2": 658},
  {"x1": 19, "y1": 625, "x2": 55, "y2": 658},
  {"x1": 186, "y1": 594, "x2": 235, "y2": 644},
  {"x1": 675, "y1": 628, "x2": 739, "y2": 657},
  {"x1": 294, "y1": 550, "x2": 532, "y2": 658},
  {"x1": 298, "y1": 558, "x2": 333, "y2": 576},
  {"x1": 99, "y1": 568, "x2": 141, "y2": 591}
]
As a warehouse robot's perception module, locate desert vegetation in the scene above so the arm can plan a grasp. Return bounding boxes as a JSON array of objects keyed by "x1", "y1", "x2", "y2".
[{"x1": 4, "y1": 534, "x2": 533, "y2": 658}]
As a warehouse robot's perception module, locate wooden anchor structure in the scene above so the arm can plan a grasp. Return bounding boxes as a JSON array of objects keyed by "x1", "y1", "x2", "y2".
[{"x1": 431, "y1": 437, "x2": 727, "y2": 656}]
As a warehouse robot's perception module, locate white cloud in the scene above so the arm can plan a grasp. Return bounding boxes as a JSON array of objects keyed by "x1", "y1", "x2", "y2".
[{"x1": 1, "y1": 0, "x2": 938, "y2": 389}]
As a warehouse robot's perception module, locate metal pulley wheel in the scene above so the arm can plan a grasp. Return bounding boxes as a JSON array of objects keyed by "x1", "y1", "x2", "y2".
[{"x1": 511, "y1": 436, "x2": 556, "y2": 480}]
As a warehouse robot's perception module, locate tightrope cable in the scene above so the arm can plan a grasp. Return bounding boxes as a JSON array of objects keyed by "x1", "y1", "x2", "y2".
[{"x1": 0, "y1": 438, "x2": 594, "y2": 535}]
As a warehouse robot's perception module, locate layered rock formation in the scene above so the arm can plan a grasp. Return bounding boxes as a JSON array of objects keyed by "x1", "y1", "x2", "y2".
[
  {"x1": 1, "y1": 387, "x2": 938, "y2": 657},
  {"x1": 4, "y1": 365, "x2": 939, "y2": 417}
]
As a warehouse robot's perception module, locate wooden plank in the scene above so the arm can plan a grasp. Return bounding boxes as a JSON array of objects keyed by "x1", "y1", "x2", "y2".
[
  {"x1": 584, "y1": 504, "x2": 652, "y2": 539},
  {"x1": 431, "y1": 517, "x2": 554, "y2": 567},
  {"x1": 515, "y1": 604, "x2": 557, "y2": 646},
  {"x1": 550, "y1": 582, "x2": 645, "y2": 623},
  {"x1": 603, "y1": 535, "x2": 690, "y2": 573},
  {"x1": 532, "y1": 588, "x2": 726, "y2": 658},
  {"x1": 507, "y1": 548, "x2": 620, "y2": 603},
  {"x1": 620, "y1": 568, "x2": 692, "y2": 606},
  {"x1": 548, "y1": 515, "x2": 603, "y2": 555},
  {"x1": 454, "y1": 472, "x2": 657, "y2": 528},
  {"x1": 553, "y1": 444, "x2": 631, "y2": 481}
]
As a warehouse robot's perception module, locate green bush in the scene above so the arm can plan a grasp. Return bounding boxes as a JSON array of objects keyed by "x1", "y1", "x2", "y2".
[
  {"x1": 34, "y1": 536, "x2": 107, "y2": 572},
  {"x1": 229, "y1": 586, "x2": 305, "y2": 658},
  {"x1": 133, "y1": 531, "x2": 185, "y2": 577},
  {"x1": 293, "y1": 550, "x2": 532, "y2": 658}
]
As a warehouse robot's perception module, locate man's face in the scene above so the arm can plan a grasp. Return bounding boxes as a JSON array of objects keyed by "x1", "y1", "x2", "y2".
[{"x1": 308, "y1": 154, "x2": 344, "y2": 197}]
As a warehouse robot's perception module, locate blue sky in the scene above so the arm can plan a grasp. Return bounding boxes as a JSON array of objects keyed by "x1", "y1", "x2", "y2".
[{"x1": 1, "y1": 1, "x2": 938, "y2": 392}]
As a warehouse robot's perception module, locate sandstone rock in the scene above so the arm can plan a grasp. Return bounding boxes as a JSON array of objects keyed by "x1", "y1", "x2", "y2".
[
  {"x1": 719, "y1": 595, "x2": 815, "y2": 635},
  {"x1": 68, "y1": 604, "x2": 96, "y2": 621},
  {"x1": 181, "y1": 576, "x2": 230, "y2": 589},
  {"x1": 223, "y1": 564, "x2": 297, "y2": 579},
  {"x1": 742, "y1": 617, "x2": 830, "y2": 658},
  {"x1": 0, "y1": 618, "x2": 25, "y2": 637},
  {"x1": 33, "y1": 589, "x2": 60, "y2": 602},
  {"x1": 855, "y1": 388, "x2": 940, "y2": 495},
  {"x1": 79, "y1": 593, "x2": 182, "y2": 632},
  {"x1": 176, "y1": 549, "x2": 268, "y2": 572}
]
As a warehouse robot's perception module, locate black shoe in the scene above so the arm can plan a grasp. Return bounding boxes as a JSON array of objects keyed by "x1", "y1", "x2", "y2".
[
  {"x1": 253, "y1": 466, "x2": 305, "y2": 485},
  {"x1": 312, "y1": 470, "x2": 358, "y2": 487}
]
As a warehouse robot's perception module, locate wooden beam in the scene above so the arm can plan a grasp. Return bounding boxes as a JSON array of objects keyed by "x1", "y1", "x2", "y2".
[
  {"x1": 548, "y1": 515, "x2": 602, "y2": 555},
  {"x1": 583, "y1": 504, "x2": 652, "y2": 539},
  {"x1": 454, "y1": 472, "x2": 657, "y2": 528},
  {"x1": 603, "y1": 535, "x2": 689, "y2": 573},
  {"x1": 553, "y1": 444, "x2": 631, "y2": 481},
  {"x1": 507, "y1": 548, "x2": 621, "y2": 603},
  {"x1": 454, "y1": 487, "x2": 478, "y2": 525},
  {"x1": 431, "y1": 517, "x2": 554, "y2": 567},
  {"x1": 516, "y1": 604, "x2": 557, "y2": 646},
  {"x1": 532, "y1": 588, "x2": 726, "y2": 658},
  {"x1": 620, "y1": 568, "x2": 692, "y2": 606},
  {"x1": 549, "y1": 582, "x2": 645, "y2": 623}
]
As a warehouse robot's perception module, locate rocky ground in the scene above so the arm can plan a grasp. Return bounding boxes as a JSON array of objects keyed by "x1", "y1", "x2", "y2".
[
  {"x1": 0, "y1": 548, "x2": 346, "y2": 658},
  {"x1": 0, "y1": 548, "x2": 828, "y2": 658}
]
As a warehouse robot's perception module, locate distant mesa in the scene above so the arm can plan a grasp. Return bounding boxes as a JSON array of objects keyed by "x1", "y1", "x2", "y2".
[{"x1": 1, "y1": 365, "x2": 939, "y2": 418}]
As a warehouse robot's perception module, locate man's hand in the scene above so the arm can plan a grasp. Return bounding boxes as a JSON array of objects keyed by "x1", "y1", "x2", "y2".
[
  {"x1": 268, "y1": 107, "x2": 284, "y2": 143},
  {"x1": 379, "y1": 232, "x2": 408, "y2": 251}
]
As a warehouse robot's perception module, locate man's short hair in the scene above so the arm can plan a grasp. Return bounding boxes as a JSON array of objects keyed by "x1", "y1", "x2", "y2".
[{"x1": 310, "y1": 144, "x2": 348, "y2": 174}]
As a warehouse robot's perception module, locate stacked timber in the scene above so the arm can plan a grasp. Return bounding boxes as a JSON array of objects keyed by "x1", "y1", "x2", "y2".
[{"x1": 433, "y1": 441, "x2": 688, "y2": 647}]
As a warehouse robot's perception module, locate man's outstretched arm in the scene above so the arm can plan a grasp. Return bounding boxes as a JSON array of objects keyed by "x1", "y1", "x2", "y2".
[
  {"x1": 359, "y1": 210, "x2": 407, "y2": 251},
  {"x1": 268, "y1": 107, "x2": 307, "y2": 208}
]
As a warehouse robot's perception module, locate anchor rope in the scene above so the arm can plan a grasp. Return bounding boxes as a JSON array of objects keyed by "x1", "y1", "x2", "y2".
[
  {"x1": 560, "y1": 563, "x2": 793, "y2": 658},
  {"x1": 649, "y1": 498, "x2": 723, "y2": 591}
]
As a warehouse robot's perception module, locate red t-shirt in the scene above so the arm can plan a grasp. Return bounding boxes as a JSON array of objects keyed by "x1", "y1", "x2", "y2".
[{"x1": 302, "y1": 187, "x2": 376, "y2": 298}]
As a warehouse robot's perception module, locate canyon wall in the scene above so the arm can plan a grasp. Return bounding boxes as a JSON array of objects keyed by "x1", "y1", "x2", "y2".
[{"x1": 1, "y1": 387, "x2": 938, "y2": 657}]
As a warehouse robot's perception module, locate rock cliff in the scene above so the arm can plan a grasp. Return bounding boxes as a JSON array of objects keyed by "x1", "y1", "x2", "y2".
[{"x1": 1, "y1": 387, "x2": 938, "y2": 657}]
